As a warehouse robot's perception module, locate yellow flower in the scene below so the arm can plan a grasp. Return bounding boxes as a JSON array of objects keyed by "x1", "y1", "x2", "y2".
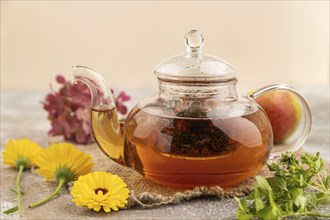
[
  {"x1": 71, "y1": 171, "x2": 130, "y2": 212},
  {"x1": 35, "y1": 142, "x2": 94, "y2": 182},
  {"x1": 2, "y1": 138, "x2": 43, "y2": 216},
  {"x1": 29, "y1": 142, "x2": 94, "y2": 209},
  {"x1": 2, "y1": 138, "x2": 43, "y2": 170}
]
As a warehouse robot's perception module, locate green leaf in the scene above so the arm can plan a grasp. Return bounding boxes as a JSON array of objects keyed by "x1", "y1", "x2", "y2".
[
  {"x1": 285, "y1": 200, "x2": 293, "y2": 212},
  {"x1": 255, "y1": 176, "x2": 272, "y2": 194},
  {"x1": 291, "y1": 188, "x2": 304, "y2": 201},
  {"x1": 316, "y1": 192, "x2": 330, "y2": 205},
  {"x1": 235, "y1": 197, "x2": 249, "y2": 213},
  {"x1": 236, "y1": 212, "x2": 254, "y2": 220},
  {"x1": 246, "y1": 189, "x2": 261, "y2": 201},
  {"x1": 255, "y1": 198, "x2": 264, "y2": 212},
  {"x1": 315, "y1": 153, "x2": 323, "y2": 172},
  {"x1": 299, "y1": 174, "x2": 304, "y2": 187},
  {"x1": 267, "y1": 177, "x2": 288, "y2": 192},
  {"x1": 3, "y1": 206, "x2": 18, "y2": 214},
  {"x1": 294, "y1": 195, "x2": 307, "y2": 212},
  {"x1": 257, "y1": 206, "x2": 282, "y2": 220},
  {"x1": 306, "y1": 193, "x2": 318, "y2": 210},
  {"x1": 322, "y1": 175, "x2": 329, "y2": 190},
  {"x1": 246, "y1": 191, "x2": 255, "y2": 200}
]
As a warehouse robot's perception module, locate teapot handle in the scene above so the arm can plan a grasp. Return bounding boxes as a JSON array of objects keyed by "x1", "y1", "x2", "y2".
[{"x1": 249, "y1": 84, "x2": 312, "y2": 158}]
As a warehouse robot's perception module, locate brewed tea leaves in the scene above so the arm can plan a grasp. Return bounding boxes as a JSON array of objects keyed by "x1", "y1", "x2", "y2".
[{"x1": 160, "y1": 101, "x2": 233, "y2": 157}]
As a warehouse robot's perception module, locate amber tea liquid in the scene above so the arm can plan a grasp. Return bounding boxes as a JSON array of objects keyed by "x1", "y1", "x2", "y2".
[
  {"x1": 92, "y1": 106, "x2": 271, "y2": 188},
  {"x1": 125, "y1": 107, "x2": 272, "y2": 188},
  {"x1": 92, "y1": 105, "x2": 124, "y2": 164}
]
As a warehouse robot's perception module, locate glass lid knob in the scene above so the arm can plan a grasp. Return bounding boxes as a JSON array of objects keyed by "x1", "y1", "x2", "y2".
[{"x1": 185, "y1": 30, "x2": 204, "y2": 54}]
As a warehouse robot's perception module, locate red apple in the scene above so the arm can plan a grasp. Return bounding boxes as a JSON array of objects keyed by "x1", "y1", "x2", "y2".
[{"x1": 256, "y1": 91, "x2": 302, "y2": 144}]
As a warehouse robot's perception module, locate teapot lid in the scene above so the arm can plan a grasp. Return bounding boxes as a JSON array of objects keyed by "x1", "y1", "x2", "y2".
[{"x1": 154, "y1": 30, "x2": 236, "y2": 82}]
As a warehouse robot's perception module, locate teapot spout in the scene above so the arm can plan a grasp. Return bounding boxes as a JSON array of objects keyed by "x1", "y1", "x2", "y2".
[
  {"x1": 72, "y1": 66, "x2": 125, "y2": 165},
  {"x1": 72, "y1": 66, "x2": 115, "y2": 108}
]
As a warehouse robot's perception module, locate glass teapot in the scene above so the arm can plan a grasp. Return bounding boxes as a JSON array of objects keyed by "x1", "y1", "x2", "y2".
[{"x1": 72, "y1": 30, "x2": 311, "y2": 188}]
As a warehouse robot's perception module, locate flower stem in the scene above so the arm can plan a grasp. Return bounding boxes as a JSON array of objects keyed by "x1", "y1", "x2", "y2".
[
  {"x1": 16, "y1": 165, "x2": 24, "y2": 217},
  {"x1": 28, "y1": 178, "x2": 65, "y2": 208}
]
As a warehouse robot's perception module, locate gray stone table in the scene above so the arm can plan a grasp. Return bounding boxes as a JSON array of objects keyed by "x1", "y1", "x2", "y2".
[{"x1": 1, "y1": 86, "x2": 329, "y2": 219}]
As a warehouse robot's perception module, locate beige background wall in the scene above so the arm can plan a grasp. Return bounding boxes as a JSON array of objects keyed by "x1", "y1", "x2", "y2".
[{"x1": 1, "y1": 1, "x2": 329, "y2": 90}]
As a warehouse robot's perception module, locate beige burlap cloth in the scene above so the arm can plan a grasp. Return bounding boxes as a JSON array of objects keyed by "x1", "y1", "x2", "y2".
[
  {"x1": 69, "y1": 142, "x2": 273, "y2": 209},
  {"x1": 112, "y1": 164, "x2": 272, "y2": 209}
]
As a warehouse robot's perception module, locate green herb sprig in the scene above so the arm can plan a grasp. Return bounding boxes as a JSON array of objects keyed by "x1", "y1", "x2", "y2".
[{"x1": 235, "y1": 152, "x2": 330, "y2": 219}]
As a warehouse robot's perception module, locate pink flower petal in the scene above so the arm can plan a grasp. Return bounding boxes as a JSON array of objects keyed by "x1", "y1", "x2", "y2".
[{"x1": 56, "y1": 75, "x2": 66, "y2": 84}]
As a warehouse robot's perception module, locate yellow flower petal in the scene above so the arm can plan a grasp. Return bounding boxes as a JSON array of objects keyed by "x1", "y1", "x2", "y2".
[
  {"x1": 103, "y1": 206, "x2": 110, "y2": 213},
  {"x1": 34, "y1": 143, "x2": 94, "y2": 182},
  {"x1": 71, "y1": 171, "x2": 130, "y2": 212},
  {"x1": 93, "y1": 204, "x2": 101, "y2": 212},
  {"x1": 2, "y1": 139, "x2": 43, "y2": 169}
]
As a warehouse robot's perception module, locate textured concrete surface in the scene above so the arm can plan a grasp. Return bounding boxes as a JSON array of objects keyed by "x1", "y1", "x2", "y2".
[{"x1": 1, "y1": 87, "x2": 329, "y2": 219}]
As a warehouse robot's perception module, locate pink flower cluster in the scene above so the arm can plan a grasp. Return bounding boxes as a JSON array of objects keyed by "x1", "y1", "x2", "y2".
[{"x1": 43, "y1": 75, "x2": 130, "y2": 144}]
